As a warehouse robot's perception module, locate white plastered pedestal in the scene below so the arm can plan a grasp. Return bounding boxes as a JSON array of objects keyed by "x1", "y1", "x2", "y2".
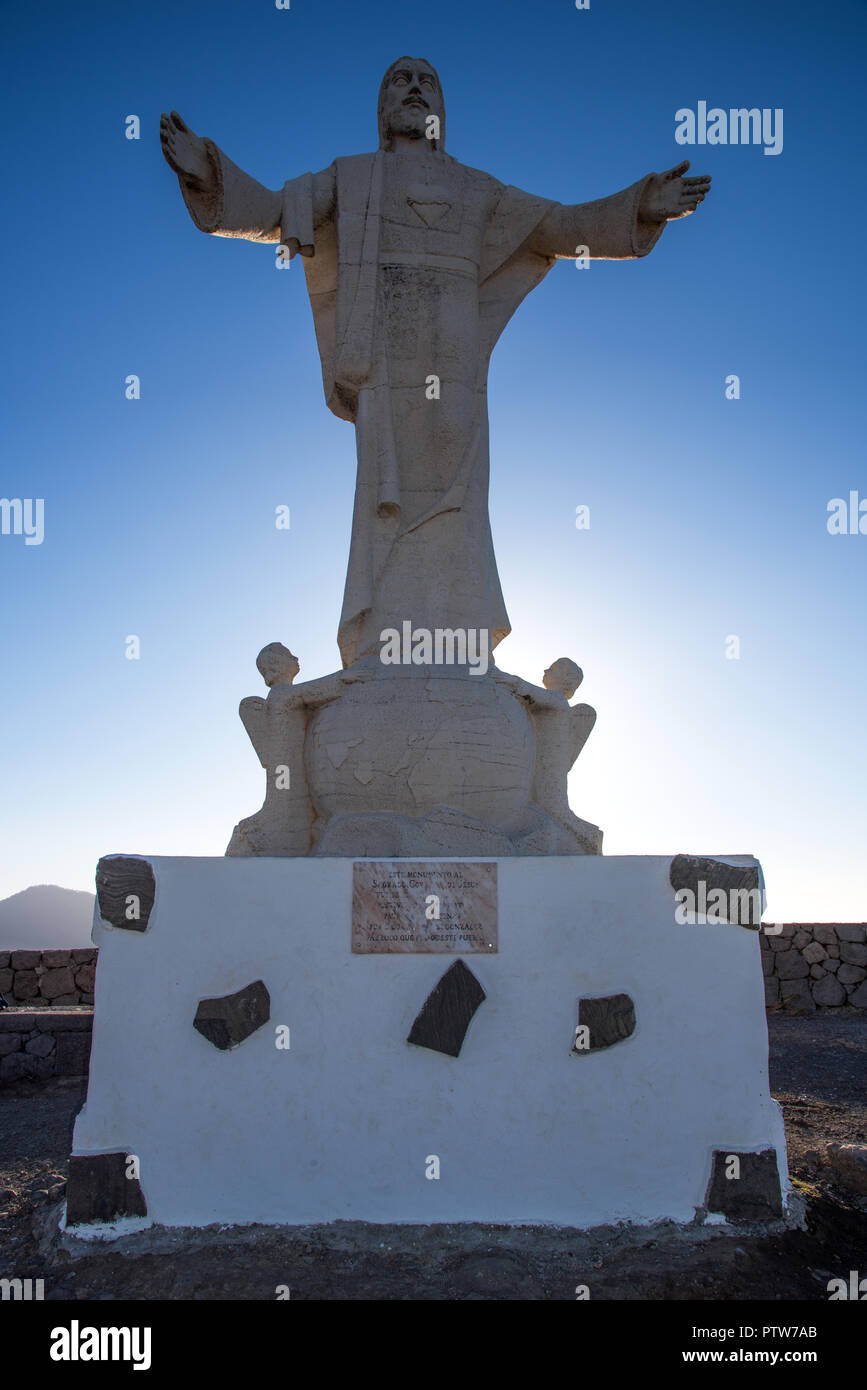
[{"x1": 71, "y1": 855, "x2": 788, "y2": 1230}]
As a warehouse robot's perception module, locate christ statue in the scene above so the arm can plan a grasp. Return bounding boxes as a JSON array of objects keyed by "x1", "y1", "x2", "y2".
[{"x1": 160, "y1": 58, "x2": 709, "y2": 673}]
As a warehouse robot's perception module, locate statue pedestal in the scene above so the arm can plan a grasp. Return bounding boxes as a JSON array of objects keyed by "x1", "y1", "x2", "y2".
[
  {"x1": 228, "y1": 662, "x2": 603, "y2": 859},
  {"x1": 68, "y1": 854, "x2": 789, "y2": 1232}
]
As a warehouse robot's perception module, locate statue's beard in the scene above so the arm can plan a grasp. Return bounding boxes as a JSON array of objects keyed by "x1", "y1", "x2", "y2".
[{"x1": 385, "y1": 110, "x2": 430, "y2": 141}]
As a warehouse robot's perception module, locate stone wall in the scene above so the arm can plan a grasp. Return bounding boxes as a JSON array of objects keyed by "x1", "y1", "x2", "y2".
[
  {"x1": 2, "y1": 928, "x2": 866, "y2": 1023},
  {"x1": 0, "y1": 949, "x2": 96, "y2": 1006},
  {"x1": 762, "y1": 924, "x2": 867, "y2": 1012},
  {"x1": 0, "y1": 1010, "x2": 93, "y2": 1081}
]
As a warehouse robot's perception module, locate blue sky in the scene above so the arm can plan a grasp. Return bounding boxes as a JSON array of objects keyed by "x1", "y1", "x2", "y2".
[{"x1": 1, "y1": 0, "x2": 865, "y2": 921}]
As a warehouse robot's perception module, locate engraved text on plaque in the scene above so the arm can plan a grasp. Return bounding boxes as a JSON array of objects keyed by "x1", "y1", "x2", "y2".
[{"x1": 352, "y1": 862, "x2": 498, "y2": 954}]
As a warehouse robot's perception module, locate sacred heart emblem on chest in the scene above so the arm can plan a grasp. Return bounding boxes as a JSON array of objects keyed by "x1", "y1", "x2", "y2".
[{"x1": 405, "y1": 182, "x2": 453, "y2": 227}]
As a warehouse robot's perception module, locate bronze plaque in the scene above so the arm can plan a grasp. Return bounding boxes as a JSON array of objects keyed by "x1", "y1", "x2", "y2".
[{"x1": 352, "y1": 862, "x2": 498, "y2": 954}]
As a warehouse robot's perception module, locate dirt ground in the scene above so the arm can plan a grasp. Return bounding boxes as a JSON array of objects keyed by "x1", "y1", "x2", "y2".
[{"x1": 1, "y1": 1015, "x2": 864, "y2": 1300}]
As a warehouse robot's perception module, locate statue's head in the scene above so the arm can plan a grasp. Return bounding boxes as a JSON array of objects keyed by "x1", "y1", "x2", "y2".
[
  {"x1": 378, "y1": 56, "x2": 445, "y2": 152},
  {"x1": 256, "y1": 642, "x2": 300, "y2": 688},
  {"x1": 543, "y1": 658, "x2": 583, "y2": 700}
]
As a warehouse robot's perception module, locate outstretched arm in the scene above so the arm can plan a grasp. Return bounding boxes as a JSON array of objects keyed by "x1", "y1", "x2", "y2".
[
  {"x1": 489, "y1": 667, "x2": 564, "y2": 711},
  {"x1": 160, "y1": 110, "x2": 335, "y2": 244},
  {"x1": 528, "y1": 160, "x2": 710, "y2": 261},
  {"x1": 292, "y1": 661, "x2": 377, "y2": 711},
  {"x1": 160, "y1": 110, "x2": 280, "y2": 240}
]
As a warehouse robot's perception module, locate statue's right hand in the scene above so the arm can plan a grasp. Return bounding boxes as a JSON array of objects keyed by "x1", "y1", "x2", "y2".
[{"x1": 159, "y1": 110, "x2": 211, "y2": 189}]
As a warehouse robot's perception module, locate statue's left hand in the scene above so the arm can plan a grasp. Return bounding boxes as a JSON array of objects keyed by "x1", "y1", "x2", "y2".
[{"x1": 639, "y1": 161, "x2": 711, "y2": 223}]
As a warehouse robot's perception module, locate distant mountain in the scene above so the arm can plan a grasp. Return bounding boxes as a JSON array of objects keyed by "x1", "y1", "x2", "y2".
[{"x1": 0, "y1": 885, "x2": 96, "y2": 950}]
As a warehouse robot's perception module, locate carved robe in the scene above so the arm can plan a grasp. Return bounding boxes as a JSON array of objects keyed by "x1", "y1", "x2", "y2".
[{"x1": 178, "y1": 145, "x2": 662, "y2": 666}]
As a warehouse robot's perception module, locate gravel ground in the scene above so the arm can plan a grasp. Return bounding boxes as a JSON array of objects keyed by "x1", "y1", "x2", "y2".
[{"x1": 0, "y1": 1015, "x2": 864, "y2": 1300}]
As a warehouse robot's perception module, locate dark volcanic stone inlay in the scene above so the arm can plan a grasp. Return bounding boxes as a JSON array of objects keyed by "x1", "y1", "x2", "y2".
[
  {"x1": 193, "y1": 980, "x2": 271, "y2": 1050},
  {"x1": 705, "y1": 1149, "x2": 783, "y2": 1222},
  {"x1": 669, "y1": 854, "x2": 762, "y2": 928},
  {"x1": 575, "y1": 993, "x2": 636, "y2": 1052},
  {"x1": 66, "y1": 1152, "x2": 148, "y2": 1226},
  {"x1": 407, "y1": 960, "x2": 485, "y2": 1058},
  {"x1": 96, "y1": 856, "x2": 156, "y2": 932}
]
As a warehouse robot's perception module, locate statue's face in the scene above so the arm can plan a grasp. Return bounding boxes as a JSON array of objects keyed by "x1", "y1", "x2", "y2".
[
  {"x1": 543, "y1": 660, "x2": 582, "y2": 700},
  {"x1": 257, "y1": 643, "x2": 300, "y2": 687},
  {"x1": 381, "y1": 61, "x2": 443, "y2": 143}
]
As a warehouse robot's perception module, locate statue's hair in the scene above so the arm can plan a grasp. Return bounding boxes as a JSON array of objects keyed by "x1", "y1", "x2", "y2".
[
  {"x1": 256, "y1": 641, "x2": 299, "y2": 686},
  {"x1": 378, "y1": 56, "x2": 445, "y2": 151},
  {"x1": 547, "y1": 658, "x2": 583, "y2": 692}
]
